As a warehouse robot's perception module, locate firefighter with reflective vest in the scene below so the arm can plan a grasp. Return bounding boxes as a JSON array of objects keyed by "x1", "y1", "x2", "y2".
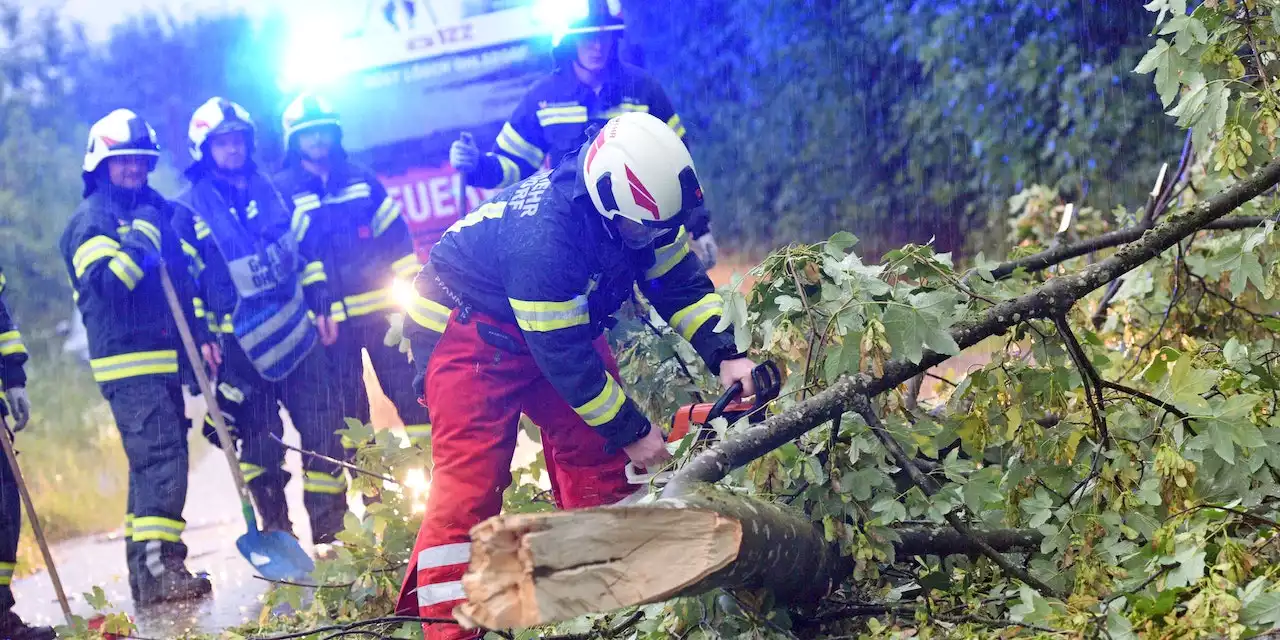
[
  {"x1": 395, "y1": 112, "x2": 758, "y2": 639},
  {"x1": 272, "y1": 93, "x2": 429, "y2": 448},
  {"x1": 57, "y1": 109, "x2": 215, "y2": 605},
  {"x1": 447, "y1": 0, "x2": 720, "y2": 269},
  {"x1": 0, "y1": 268, "x2": 56, "y2": 639},
  {"x1": 170, "y1": 97, "x2": 352, "y2": 548}
]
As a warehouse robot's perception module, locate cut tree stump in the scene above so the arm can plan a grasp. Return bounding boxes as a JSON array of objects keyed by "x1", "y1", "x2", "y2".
[
  {"x1": 453, "y1": 485, "x2": 1043, "y2": 630},
  {"x1": 455, "y1": 489, "x2": 844, "y2": 630}
]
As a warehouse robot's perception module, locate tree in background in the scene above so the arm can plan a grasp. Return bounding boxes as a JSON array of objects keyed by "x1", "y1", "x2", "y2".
[
  {"x1": 626, "y1": 0, "x2": 1182, "y2": 257},
  {"x1": 70, "y1": 9, "x2": 291, "y2": 183}
]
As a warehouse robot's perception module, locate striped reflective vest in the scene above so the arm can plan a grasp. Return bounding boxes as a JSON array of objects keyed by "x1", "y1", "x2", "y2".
[{"x1": 176, "y1": 175, "x2": 318, "y2": 382}]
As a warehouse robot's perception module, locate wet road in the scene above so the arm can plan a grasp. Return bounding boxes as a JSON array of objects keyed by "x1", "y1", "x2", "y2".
[{"x1": 10, "y1": 403, "x2": 331, "y2": 638}]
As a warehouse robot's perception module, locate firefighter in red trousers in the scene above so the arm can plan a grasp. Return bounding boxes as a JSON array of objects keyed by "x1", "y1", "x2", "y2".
[{"x1": 395, "y1": 112, "x2": 758, "y2": 639}]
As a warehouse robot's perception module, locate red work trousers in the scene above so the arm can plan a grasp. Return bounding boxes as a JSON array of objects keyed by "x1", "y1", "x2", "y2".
[{"x1": 395, "y1": 308, "x2": 634, "y2": 639}]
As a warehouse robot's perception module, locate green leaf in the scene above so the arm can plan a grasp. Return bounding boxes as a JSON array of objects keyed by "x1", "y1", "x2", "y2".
[
  {"x1": 1142, "y1": 0, "x2": 1187, "y2": 24},
  {"x1": 1009, "y1": 584, "x2": 1054, "y2": 623},
  {"x1": 1133, "y1": 39, "x2": 1185, "y2": 107},
  {"x1": 823, "y1": 336, "x2": 862, "y2": 384},
  {"x1": 1164, "y1": 545, "x2": 1206, "y2": 589},
  {"x1": 1195, "y1": 84, "x2": 1230, "y2": 153},
  {"x1": 881, "y1": 289, "x2": 962, "y2": 365},
  {"x1": 825, "y1": 231, "x2": 858, "y2": 255},
  {"x1": 1208, "y1": 425, "x2": 1236, "y2": 464},
  {"x1": 1241, "y1": 592, "x2": 1280, "y2": 627},
  {"x1": 1106, "y1": 610, "x2": 1138, "y2": 640},
  {"x1": 1157, "y1": 357, "x2": 1216, "y2": 414},
  {"x1": 1224, "y1": 337, "x2": 1249, "y2": 369}
]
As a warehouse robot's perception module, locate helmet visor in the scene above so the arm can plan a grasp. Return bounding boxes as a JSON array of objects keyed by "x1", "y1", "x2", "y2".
[{"x1": 616, "y1": 217, "x2": 666, "y2": 249}]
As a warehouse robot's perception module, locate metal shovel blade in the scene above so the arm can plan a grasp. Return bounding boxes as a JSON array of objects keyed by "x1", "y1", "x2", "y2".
[{"x1": 235, "y1": 529, "x2": 316, "y2": 582}]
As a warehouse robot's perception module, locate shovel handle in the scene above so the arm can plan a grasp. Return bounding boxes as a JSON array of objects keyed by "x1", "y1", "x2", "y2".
[
  {"x1": 157, "y1": 263, "x2": 255, "y2": 513},
  {"x1": 0, "y1": 418, "x2": 72, "y2": 623}
]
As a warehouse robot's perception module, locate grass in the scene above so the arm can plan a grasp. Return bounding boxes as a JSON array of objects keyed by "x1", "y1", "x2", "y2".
[{"x1": 10, "y1": 347, "x2": 131, "y2": 574}]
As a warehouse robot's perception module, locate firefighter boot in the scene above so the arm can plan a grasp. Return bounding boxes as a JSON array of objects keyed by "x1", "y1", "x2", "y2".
[
  {"x1": 135, "y1": 566, "x2": 212, "y2": 606},
  {"x1": 0, "y1": 610, "x2": 56, "y2": 640}
]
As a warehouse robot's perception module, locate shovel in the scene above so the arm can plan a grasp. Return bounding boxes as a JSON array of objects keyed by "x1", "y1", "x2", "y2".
[{"x1": 157, "y1": 262, "x2": 315, "y2": 581}]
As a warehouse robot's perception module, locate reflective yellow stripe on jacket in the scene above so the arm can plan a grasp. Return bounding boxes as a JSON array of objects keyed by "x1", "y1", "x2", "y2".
[
  {"x1": 496, "y1": 123, "x2": 544, "y2": 168},
  {"x1": 669, "y1": 293, "x2": 724, "y2": 342},
  {"x1": 574, "y1": 376, "x2": 626, "y2": 427},
  {"x1": 407, "y1": 294, "x2": 450, "y2": 334},
  {"x1": 0, "y1": 331, "x2": 26, "y2": 357},
  {"x1": 508, "y1": 296, "x2": 590, "y2": 333},
  {"x1": 645, "y1": 227, "x2": 690, "y2": 280},
  {"x1": 89, "y1": 350, "x2": 179, "y2": 383}
]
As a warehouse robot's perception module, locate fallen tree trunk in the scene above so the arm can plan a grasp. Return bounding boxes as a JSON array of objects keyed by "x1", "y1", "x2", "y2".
[
  {"x1": 454, "y1": 156, "x2": 1280, "y2": 631},
  {"x1": 455, "y1": 488, "x2": 1043, "y2": 630}
]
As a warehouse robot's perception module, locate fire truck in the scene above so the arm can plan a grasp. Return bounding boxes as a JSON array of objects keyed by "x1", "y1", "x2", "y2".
[{"x1": 279, "y1": 0, "x2": 619, "y2": 261}]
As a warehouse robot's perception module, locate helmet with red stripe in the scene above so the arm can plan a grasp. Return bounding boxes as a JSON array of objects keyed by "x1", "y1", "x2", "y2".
[
  {"x1": 188, "y1": 97, "x2": 256, "y2": 162},
  {"x1": 581, "y1": 111, "x2": 703, "y2": 231},
  {"x1": 82, "y1": 109, "x2": 160, "y2": 174}
]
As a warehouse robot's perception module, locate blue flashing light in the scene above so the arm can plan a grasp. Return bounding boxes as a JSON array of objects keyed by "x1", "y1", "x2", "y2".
[
  {"x1": 533, "y1": 0, "x2": 590, "y2": 46},
  {"x1": 279, "y1": 13, "x2": 352, "y2": 93}
]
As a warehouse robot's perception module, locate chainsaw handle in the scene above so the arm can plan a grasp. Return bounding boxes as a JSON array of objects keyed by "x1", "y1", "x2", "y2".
[
  {"x1": 706, "y1": 381, "x2": 743, "y2": 423},
  {"x1": 706, "y1": 360, "x2": 783, "y2": 423}
]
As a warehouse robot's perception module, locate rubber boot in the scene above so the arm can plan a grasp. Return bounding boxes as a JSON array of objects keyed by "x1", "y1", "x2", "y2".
[
  {"x1": 0, "y1": 610, "x2": 56, "y2": 640},
  {"x1": 135, "y1": 567, "x2": 212, "y2": 606}
]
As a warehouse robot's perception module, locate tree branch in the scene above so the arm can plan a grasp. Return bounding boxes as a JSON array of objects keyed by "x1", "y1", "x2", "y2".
[
  {"x1": 1101, "y1": 380, "x2": 1188, "y2": 420},
  {"x1": 848, "y1": 395, "x2": 1062, "y2": 598},
  {"x1": 666, "y1": 155, "x2": 1280, "y2": 496},
  {"x1": 986, "y1": 215, "x2": 1274, "y2": 281}
]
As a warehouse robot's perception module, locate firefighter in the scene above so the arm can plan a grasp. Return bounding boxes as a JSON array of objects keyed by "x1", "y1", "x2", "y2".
[
  {"x1": 395, "y1": 112, "x2": 758, "y2": 639},
  {"x1": 170, "y1": 97, "x2": 352, "y2": 549},
  {"x1": 447, "y1": 0, "x2": 720, "y2": 269},
  {"x1": 272, "y1": 93, "x2": 429, "y2": 449},
  {"x1": 0, "y1": 268, "x2": 56, "y2": 639},
  {"x1": 57, "y1": 109, "x2": 214, "y2": 605}
]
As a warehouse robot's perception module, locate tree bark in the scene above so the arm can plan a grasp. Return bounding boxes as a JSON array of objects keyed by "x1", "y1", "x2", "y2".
[{"x1": 455, "y1": 487, "x2": 1044, "y2": 630}]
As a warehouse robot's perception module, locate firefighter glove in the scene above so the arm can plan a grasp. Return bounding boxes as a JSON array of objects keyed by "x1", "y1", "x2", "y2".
[
  {"x1": 693, "y1": 233, "x2": 719, "y2": 270},
  {"x1": 449, "y1": 132, "x2": 480, "y2": 173},
  {"x1": 5, "y1": 386, "x2": 30, "y2": 432}
]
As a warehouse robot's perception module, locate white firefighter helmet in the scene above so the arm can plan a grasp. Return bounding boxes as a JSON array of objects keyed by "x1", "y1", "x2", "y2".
[
  {"x1": 188, "y1": 97, "x2": 256, "y2": 162},
  {"x1": 82, "y1": 109, "x2": 161, "y2": 173},
  {"x1": 582, "y1": 111, "x2": 703, "y2": 229},
  {"x1": 281, "y1": 92, "x2": 342, "y2": 151}
]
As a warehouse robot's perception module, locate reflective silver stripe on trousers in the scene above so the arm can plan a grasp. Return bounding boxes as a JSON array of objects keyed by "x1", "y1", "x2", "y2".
[
  {"x1": 416, "y1": 580, "x2": 465, "y2": 607},
  {"x1": 146, "y1": 540, "x2": 164, "y2": 577}
]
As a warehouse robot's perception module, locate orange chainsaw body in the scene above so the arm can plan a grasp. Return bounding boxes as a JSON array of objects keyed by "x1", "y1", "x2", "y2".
[
  {"x1": 665, "y1": 360, "x2": 782, "y2": 442},
  {"x1": 668, "y1": 400, "x2": 756, "y2": 441}
]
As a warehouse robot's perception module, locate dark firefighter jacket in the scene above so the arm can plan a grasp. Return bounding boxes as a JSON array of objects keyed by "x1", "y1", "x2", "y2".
[
  {"x1": 58, "y1": 185, "x2": 209, "y2": 384},
  {"x1": 273, "y1": 161, "x2": 420, "y2": 324},
  {"x1": 468, "y1": 61, "x2": 710, "y2": 238},
  {"x1": 171, "y1": 170, "x2": 332, "y2": 382},
  {"x1": 405, "y1": 148, "x2": 740, "y2": 451},
  {"x1": 0, "y1": 267, "x2": 27, "y2": 390}
]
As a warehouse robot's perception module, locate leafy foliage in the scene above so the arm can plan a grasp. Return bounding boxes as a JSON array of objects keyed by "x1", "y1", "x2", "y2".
[
  {"x1": 29, "y1": 1, "x2": 1280, "y2": 639},
  {"x1": 626, "y1": 0, "x2": 1181, "y2": 256}
]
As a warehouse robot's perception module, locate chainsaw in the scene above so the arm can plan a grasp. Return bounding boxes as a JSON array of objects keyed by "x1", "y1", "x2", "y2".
[{"x1": 618, "y1": 360, "x2": 782, "y2": 503}]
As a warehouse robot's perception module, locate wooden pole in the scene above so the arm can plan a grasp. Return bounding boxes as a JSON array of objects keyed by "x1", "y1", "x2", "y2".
[{"x1": 0, "y1": 417, "x2": 72, "y2": 623}]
